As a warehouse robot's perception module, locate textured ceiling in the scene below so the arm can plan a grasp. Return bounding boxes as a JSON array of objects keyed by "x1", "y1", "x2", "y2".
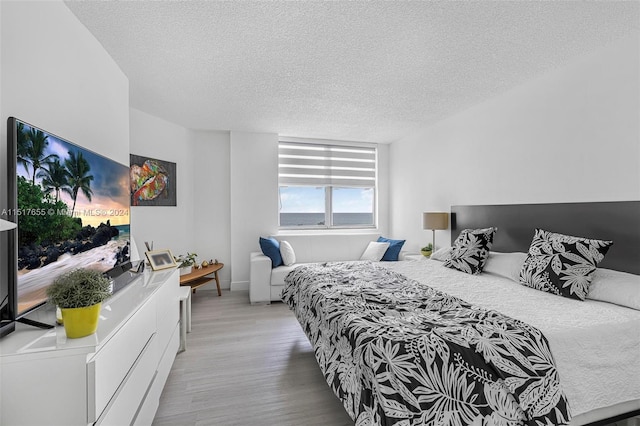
[{"x1": 64, "y1": 1, "x2": 639, "y2": 143}]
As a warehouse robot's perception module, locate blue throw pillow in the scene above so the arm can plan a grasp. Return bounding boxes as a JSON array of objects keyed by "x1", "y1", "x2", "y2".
[
  {"x1": 377, "y1": 236, "x2": 406, "y2": 261},
  {"x1": 259, "y1": 237, "x2": 283, "y2": 268}
]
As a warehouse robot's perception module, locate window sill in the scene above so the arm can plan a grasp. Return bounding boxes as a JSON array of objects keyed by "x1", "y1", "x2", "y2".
[{"x1": 276, "y1": 228, "x2": 380, "y2": 237}]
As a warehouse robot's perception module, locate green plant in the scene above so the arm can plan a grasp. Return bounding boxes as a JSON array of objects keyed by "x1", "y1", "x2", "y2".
[
  {"x1": 175, "y1": 252, "x2": 198, "y2": 268},
  {"x1": 46, "y1": 268, "x2": 112, "y2": 309},
  {"x1": 17, "y1": 176, "x2": 81, "y2": 247},
  {"x1": 421, "y1": 243, "x2": 433, "y2": 252}
]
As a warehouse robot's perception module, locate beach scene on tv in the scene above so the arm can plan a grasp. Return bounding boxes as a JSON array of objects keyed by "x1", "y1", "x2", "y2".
[{"x1": 14, "y1": 121, "x2": 130, "y2": 314}]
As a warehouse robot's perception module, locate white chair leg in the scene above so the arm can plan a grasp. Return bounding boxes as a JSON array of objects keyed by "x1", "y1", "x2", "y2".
[{"x1": 178, "y1": 286, "x2": 191, "y2": 352}]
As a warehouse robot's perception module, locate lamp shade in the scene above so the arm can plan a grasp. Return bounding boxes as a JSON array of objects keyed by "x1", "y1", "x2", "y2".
[
  {"x1": 422, "y1": 212, "x2": 448, "y2": 230},
  {"x1": 0, "y1": 219, "x2": 17, "y2": 232}
]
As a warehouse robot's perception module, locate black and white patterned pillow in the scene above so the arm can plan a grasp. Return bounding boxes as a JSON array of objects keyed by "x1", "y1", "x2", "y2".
[
  {"x1": 518, "y1": 229, "x2": 613, "y2": 301},
  {"x1": 444, "y1": 227, "x2": 497, "y2": 275}
]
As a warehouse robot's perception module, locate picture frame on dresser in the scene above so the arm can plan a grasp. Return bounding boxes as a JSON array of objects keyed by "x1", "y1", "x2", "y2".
[{"x1": 146, "y1": 249, "x2": 177, "y2": 271}]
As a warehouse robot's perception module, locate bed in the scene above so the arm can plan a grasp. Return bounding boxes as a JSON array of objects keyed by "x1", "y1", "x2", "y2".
[{"x1": 282, "y1": 201, "x2": 640, "y2": 426}]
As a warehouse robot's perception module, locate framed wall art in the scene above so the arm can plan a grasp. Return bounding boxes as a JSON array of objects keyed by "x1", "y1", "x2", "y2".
[{"x1": 130, "y1": 154, "x2": 177, "y2": 206}]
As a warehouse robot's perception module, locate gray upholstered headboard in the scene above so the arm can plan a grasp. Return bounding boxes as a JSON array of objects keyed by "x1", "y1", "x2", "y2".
[{"x1": 451, "y1": 201, "x2": 640, "y2": 275}]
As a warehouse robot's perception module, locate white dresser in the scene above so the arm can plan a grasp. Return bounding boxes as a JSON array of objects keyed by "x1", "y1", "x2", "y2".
[{"x1": 0, "y1": 268, "x2": 180, "y2": 426}]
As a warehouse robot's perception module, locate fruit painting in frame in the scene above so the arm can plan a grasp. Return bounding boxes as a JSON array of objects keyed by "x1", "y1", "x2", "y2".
[{"x1": 130, "y1": 154, "x2": 177, "y2": 206}]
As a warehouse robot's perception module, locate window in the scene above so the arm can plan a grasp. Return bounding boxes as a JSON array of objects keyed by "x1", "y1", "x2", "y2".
[{"x1": 278, "y1": 140, "x2": 376, "y2": 229}]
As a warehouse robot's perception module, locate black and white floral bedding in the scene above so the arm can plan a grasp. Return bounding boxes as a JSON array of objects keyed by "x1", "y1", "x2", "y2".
[{"x1": 282, "y1": 261, "x2": 570, "y2": 426}]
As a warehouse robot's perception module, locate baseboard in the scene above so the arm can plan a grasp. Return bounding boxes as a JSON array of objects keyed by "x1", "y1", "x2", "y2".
[{"x1": 230, "y1": 281, "x2": 249, "y2": 291}]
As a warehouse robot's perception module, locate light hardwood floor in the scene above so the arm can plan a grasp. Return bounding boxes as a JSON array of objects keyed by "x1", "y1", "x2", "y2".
[
  {"x1": 154, "y1": 289, "x2": 637, "y2": 426},
  {"x1": 153, "y1": 289, "x2": 353, "y2": 426}
]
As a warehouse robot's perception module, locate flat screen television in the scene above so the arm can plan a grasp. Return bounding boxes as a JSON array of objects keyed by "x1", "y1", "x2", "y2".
[{"x1": 1, "y1": 117, "x2": 131, "y2": 337}]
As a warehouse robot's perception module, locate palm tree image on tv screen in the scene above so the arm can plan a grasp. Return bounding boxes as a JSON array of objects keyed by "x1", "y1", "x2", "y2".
[{"x1": 12, "y1": 119, "x2": 130, "y2": 315}]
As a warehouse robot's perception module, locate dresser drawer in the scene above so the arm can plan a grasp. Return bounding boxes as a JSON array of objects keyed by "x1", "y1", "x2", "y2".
[
  {"x1": 95, "y1": 333, "x2": 157, "y2": 426},
  {"x1": 88, "y1": 298, "x2": 157, "y2": 421},
  {"x1": 133, "y1": 322, "x2": 180, "y2": 425}
]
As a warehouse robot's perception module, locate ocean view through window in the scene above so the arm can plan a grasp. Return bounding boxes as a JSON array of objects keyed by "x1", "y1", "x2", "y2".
[
  {"x1": 280, "y1": 212, "x2": 374, "y2": 227},
  {"x1": 278, "y1": 140, "x2": 376, "y2": 229}
]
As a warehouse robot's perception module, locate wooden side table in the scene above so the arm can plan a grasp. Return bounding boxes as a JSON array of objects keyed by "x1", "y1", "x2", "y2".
[{"x1": 179, "y1": 263, "x2": 223, "y2": 296}]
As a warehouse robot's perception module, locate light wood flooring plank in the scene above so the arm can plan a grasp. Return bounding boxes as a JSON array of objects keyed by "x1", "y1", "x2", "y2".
[{"x1": 153, "y1": 289, "x2": 353, "y2": 426}]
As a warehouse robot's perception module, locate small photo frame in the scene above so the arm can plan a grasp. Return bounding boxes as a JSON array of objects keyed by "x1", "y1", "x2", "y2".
[{"x1": 146, "y1": 249, "x2": 177, "y2": 271}]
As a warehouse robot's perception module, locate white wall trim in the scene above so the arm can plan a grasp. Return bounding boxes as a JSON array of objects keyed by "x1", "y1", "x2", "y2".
[{"x1": 231, "y1": 281, "x2": 249, "y2": 291}]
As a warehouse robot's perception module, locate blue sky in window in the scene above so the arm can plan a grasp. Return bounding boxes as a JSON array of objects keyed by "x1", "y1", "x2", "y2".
[
  {"x1": 280, "y1": 187, "x2": 373, "y2": 213},
  {"x1": 333, "y1": 188, "x2": 373, "y2": 213},
  {"x1": 279, "y1": 187, "x2": 323, "y2": 212}
]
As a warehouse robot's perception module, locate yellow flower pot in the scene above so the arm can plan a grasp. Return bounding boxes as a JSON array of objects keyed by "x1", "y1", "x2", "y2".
[
  {"x1": 60, "y1": 303, "x2": 102, "y2": 338},
  {"x1": 421, "y1": 250, "x2": 432, "y2": 257}
]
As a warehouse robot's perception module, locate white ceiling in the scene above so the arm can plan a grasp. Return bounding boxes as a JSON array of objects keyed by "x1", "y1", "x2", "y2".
[{"x1": 64, "y1": 1, "x2": 639, "y2": 144}]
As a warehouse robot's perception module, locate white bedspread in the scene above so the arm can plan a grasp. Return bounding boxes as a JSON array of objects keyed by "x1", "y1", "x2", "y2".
[{"x1": 383, "y1": 260, "x2": 640, "y2": 417}]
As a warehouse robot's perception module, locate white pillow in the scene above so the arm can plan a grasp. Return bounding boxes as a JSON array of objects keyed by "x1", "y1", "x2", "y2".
[
  {"x1": 360, "y1": 242, "x2": 390, "y2": 261},
  {"x1": 280, "y1": 240, "x2": 296, "y2": 266},
  {"x1": 483, "y1": 252, "x2": 528, "y2": 282},
  {"x1": 430, "y1": 246, "x2": 451, "y2": 262},
  {"x1": 587, "y1": 268, "x2": 640, "y2": 310}
]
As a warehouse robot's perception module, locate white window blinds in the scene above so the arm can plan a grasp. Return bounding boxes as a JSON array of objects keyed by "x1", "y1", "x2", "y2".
[{"x1": 278, "y1": 141, "x2": 376, "y2": 188}]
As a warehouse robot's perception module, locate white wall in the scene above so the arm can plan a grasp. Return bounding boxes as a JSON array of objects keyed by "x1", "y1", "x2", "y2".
[
  {"x1": 390, "y1": 35, "x2": 640, "y2": 253},
  {"x1": 376, "y1": 143, "x2": 390, "y2": 235},
  {"x1": 191, "y1": 129, "x2": 232, "y2": 289},
  {"x1": 229, "y1": 132, "x2": 279, "y2": 289},
  {"x1": 129, "y1": 111, "x2": 234, "y2": 290},
  {"x1": 0, "y1": 1, "x2": 129, "y2": 207},
  {"x1": 129, "y1": 108, "x2": 195, "y2": 261}
]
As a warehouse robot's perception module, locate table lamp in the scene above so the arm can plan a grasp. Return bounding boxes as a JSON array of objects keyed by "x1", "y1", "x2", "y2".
[{"x1": 422, "y1": 212, "x2": 448, "y2": 251}]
